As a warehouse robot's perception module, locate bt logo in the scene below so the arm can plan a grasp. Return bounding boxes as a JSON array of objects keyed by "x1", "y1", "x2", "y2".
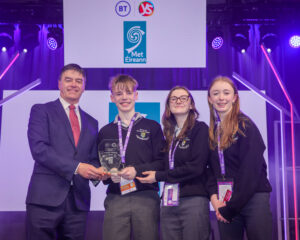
[
  {"x1": 139, "y1": 1, "x2": 154, "y2": 17},
  {"x1": 115, "y1": 1, "x2": 131, "y2": 17}
]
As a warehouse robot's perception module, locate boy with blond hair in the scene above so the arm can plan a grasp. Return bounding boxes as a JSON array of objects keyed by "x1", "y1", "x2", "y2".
[{"x1": 97, "y1": 74, "x2": 165, "y2": 240}]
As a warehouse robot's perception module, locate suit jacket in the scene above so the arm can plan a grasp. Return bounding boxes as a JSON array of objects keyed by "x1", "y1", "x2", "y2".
[{"x1": 26, "y1": 99, "x2": 99, "y2": 211}]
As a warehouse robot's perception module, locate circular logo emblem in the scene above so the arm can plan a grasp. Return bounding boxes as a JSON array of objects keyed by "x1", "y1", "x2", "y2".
[
  {"x1": 138, "y1": 1, "x2": 154, "y2": 17},
  {"x1": 115, "y1": 1, "x2": 131, "y2": 17}
]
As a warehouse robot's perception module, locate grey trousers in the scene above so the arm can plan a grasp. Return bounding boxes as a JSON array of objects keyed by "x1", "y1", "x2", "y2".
[
  {"x1": 218, "y1": 192, "x2": 273, "y2": 240},
  {"x1": 160, "y1": 196, "x2": 211, "y2": 240},
  {"x1": 102, "y1": 190, "x2": 160, "y2": 240}
]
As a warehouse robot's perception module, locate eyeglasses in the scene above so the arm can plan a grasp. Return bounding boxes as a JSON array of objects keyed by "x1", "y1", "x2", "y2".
[{"x1": 169, "y1": 95, "x2": 190, "y2": 103}]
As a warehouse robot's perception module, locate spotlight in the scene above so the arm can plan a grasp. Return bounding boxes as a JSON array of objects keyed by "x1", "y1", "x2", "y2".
[
  {"x1": 208, "y1": 28, "x2": 224, "y2": 50},
  {"x1": 0, "y1": 24, "x2": 15, "y2": 51},
  {"x1": 289, "y1": 35, "x2": 300, "y2": 48},
  {"x1": 212, "y1": 36, "x2": 224, "y2": 50},
  {"x1": 47, "y1": 27, "x2": 63, "y2": 50},
  {"x1": 259, "y1": 25, "x2": 279, "y2": 52},
  {"x1": 231, "y1": 25, "x2": 250, "y2": 53},
  {"x1": 20, "y1": 24, "x2": 40, "y2": 52}
]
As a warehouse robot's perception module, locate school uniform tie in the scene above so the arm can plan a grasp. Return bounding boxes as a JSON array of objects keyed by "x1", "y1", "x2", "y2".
[{"x1": 69, "y1": 104, "x2": 80, "y2": 146}]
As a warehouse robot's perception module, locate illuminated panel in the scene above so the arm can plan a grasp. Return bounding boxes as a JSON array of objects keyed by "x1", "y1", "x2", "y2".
[
  {"x1": 261, "y1": 44, "x2": 298, "y2": 240},
  {"x1": 0, "y1": 52, "x2": 19, "y2": 81}
]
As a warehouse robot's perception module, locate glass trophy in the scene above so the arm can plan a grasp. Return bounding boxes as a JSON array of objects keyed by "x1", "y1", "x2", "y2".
[{"x1": 98, "y1": 140, "x2": 122, "y2": 173}]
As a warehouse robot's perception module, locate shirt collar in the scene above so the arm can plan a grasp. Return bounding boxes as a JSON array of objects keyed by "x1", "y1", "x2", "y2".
[
  {"x1": 175, "y1": 125, "x2": 182, "y2": 137},
  {"x1": 59, "y1": 96, "x2": 79, "y2": 111},
  {"x1": 113, "y1": 112, "x2": 143, "y2": 126}
]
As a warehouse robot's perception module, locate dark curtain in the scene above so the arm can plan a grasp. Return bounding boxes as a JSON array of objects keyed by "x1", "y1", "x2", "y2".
[{"x1": 1, "y1": 24, "x2": 298, "y2": 107}]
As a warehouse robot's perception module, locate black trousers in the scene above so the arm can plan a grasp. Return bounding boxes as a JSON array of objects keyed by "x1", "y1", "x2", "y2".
[
  {"x1": 26, "y1": 187, "x2": 88, "y2": 240},
  {"x1": 218, "y1": 192, "x2": 272, "y2": 240}
]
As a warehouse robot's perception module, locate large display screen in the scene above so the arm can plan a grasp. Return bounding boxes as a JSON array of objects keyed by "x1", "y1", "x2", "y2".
[{"x1": 63, "y1": 0, "x2": 207, "y2": 68}]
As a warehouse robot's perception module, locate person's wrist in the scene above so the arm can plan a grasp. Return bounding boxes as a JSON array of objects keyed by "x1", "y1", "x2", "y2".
[{"x1": 74, "y1": 163, "x2": 81, "y2": 175}]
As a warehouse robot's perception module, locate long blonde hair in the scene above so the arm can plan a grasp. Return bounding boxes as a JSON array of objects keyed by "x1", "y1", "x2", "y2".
[
  {"x1": 208, "y1": 76, "x2": 248, "y2": 150},
  {"x1": 162, "y1": 86, "x2": 199, "y2": 151}
]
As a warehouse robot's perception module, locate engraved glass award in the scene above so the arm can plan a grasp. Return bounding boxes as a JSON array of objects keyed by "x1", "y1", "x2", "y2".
[{"x1": 98, "y1": 140, "x2": 121, "y2": 172}]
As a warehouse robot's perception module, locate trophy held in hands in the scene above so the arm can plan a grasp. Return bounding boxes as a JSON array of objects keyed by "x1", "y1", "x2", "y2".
[{"x1": 98, "y1": 140, "x2": 122, "y2": 174}]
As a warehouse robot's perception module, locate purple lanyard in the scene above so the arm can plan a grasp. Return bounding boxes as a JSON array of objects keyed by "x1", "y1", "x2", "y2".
[
  {"x1": 214, "y1": 109, "x2": 226, "y2": 177},
  {"x1": 118, "y1": 113, "x2": 137, "y2": 164},
  {"x1": 168, "y1": 136, "x2": 179, "y2": 170}
]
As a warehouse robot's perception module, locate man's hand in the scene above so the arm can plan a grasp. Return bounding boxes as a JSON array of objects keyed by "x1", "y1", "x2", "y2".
[
  {"x1": 95, "y1": 167, "x2": 110, "y2": 181},
  {"x1": 77, "y1": 163, "x2": 103, "y2": 180},
  {"x1": 136, "y1": 171, "x2": 156, "y2": 184},
  {"x1": 119, "y1": 166, "x2": 136, "y2": 180}
]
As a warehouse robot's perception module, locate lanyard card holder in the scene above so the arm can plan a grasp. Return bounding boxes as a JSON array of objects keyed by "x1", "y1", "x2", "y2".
[
  {"x1": 162, "y1": 183, "x2": 179, "y2": 206},
  {"x1": 217, "y1": 178, "x2": 233, "y2": 203},
  {"x1": 117, "y1": 113, "x2": 138, "y2": 195},
  {"x1": 120, "y1": 177, "x2": 137, "y2": 195}
]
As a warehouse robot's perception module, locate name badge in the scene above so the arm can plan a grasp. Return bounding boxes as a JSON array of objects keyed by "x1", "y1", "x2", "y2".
[
  {"x1": 162, "y1": 183, "x2": 179, "y2": 206},
  {"x1": 217, "y1": 179, "x2": 233, "y2": 203},
  {"x1": 120, "y1": 177, "x2": 137, "y2": 195}
]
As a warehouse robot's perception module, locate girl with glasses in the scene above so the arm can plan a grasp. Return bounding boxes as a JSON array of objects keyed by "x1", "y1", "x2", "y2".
[{"x1": 137, "y1": 86, "x2": 211, "y2": 240}]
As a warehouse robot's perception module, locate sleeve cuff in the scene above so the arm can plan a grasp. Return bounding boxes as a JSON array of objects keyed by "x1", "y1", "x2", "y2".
[
  {"x1": 218, "y1": 205, "x2": 237, "y2": 222},
  {"x1": 134, "y1": 165, "x2": 143, "y2": 177},
  {"x1": 155, "y1": 171, "x2": 167, "y2": 182},
  {"x1": 74, "y1": 163, "x2": 81, "y2": 175},
  {"x1": 103, "y1": 179, "x2": 112, "y2": 185},
  {"x1": 208, "y1": 189, "x2": 218, "y2": 198}
]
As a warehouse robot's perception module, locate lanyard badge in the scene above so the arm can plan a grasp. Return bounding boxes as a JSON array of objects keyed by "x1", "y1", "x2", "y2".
[
  {"x1": 118, "y1": 113, "x2": 137, "y2": 195},
  {"x1": 217, "y1": 179, "x2": 233, "y2": 203},
  {"x1": 162, "y1": 183, "x2": 179, "y2": 206},
  {"x1": 214, "y1": 109, "x2": 233, "y2": 202},
  {"x1": 120, "y1": 177, "x2": 137, "y2": 195},
  {"x1": 162, "y1": 137, "x2": 180, "y2": 206}
]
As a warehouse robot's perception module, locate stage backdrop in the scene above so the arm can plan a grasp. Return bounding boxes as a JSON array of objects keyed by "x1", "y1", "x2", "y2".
[
  {"x1": 63, "y1": 0, "x2": 206, "y2": 68},
  {"x1": 0, "y1": 90, "x2": 267, "y2": 211}
]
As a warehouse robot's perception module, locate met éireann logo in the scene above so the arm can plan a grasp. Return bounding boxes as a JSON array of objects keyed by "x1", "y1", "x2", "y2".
[{"x1": 124, "y1": 21, "x2": 147, "y2": 64}]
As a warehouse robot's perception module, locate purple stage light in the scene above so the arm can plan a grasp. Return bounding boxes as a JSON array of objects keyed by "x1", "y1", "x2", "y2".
[
  {"x1": 0, "y1": 24, "x2": 15, "y2": 51},
  {"x1": 231, "y1": 25, "x2": 250, "y2": 53},
  {"x1": 47, "y1": 27, "x2": 63, "y2": 51},
  {"x1": 259, "y1": 25, "x2": 279, "y2": 52},
  {"x1": 19, "y1": 24, "x2": 40, "y2": 51},
  {"x1": 289, "y1": 35, "x2": 300, "y2": 48},
  {"x1": 211, "y1": 36, "x2": 223, "y2": 49},
  {"x1": 47, "y1": 37, "x2": 58, "y2": 50}
]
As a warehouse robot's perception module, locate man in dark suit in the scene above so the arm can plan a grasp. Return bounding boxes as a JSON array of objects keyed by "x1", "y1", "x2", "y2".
[{"x1": 26, "y1": 63, "x2": 106, "y2": 240}]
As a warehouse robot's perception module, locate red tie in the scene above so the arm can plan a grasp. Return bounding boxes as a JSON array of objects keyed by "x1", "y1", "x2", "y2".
[{"x1": 69, "y1": 105, "x2": 80, "y2": 146}]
